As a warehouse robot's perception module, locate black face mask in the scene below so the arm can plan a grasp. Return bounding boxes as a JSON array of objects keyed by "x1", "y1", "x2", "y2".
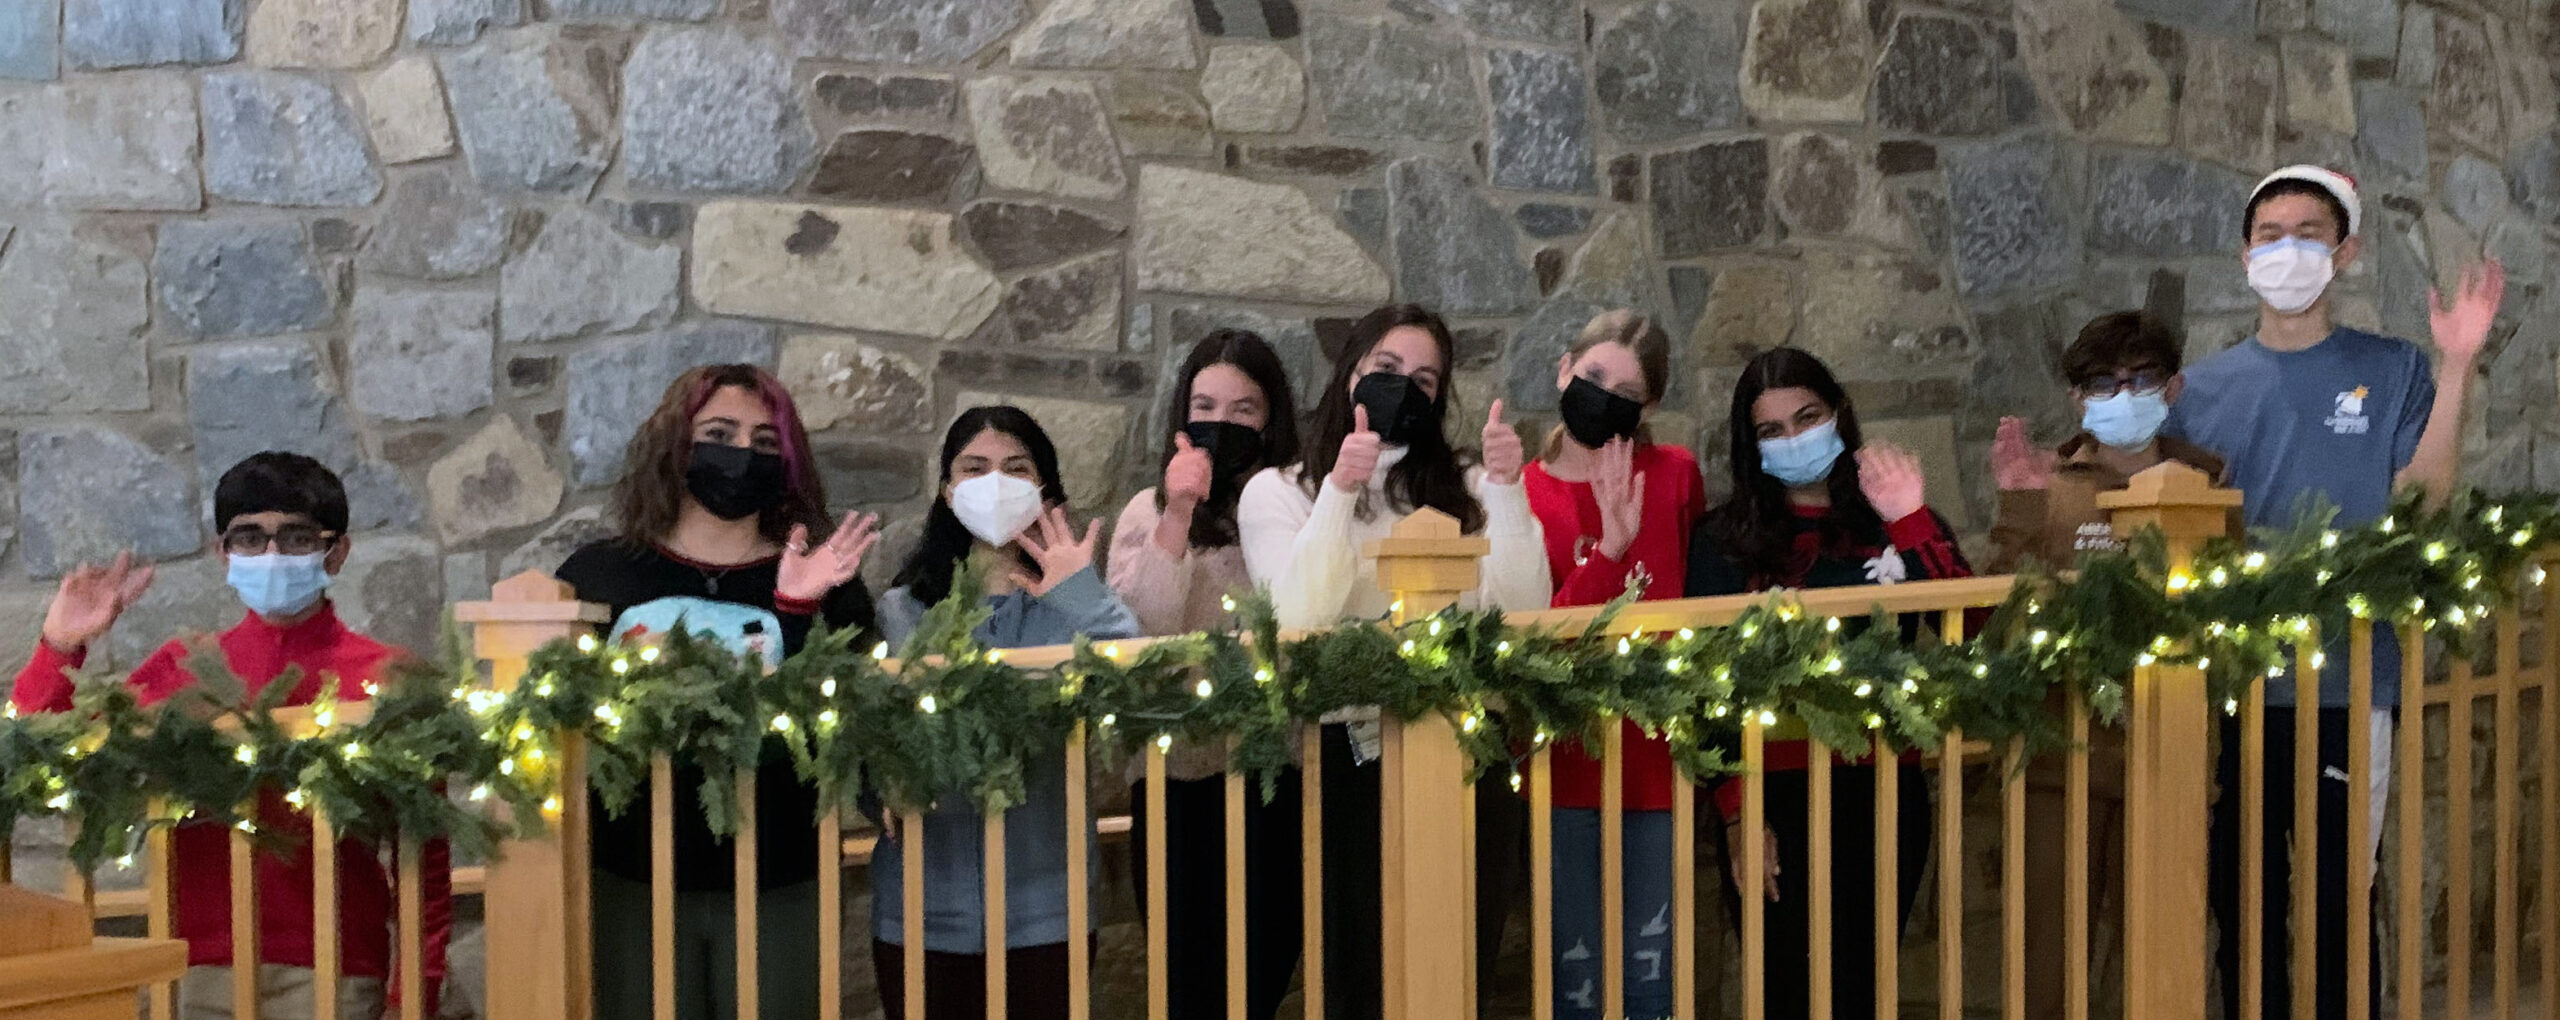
[
  {"x1": 685, "y1": 442, "x2": 789, "y2": 522},
  {"x1": 1181, "y1": 421, "x2": 1266, "y2": 478},
  {"x1": 1558, "y1": 375, "x2": 1645, "y2": 449},
  {"x1": 1351, "y1": 371, "x2": 1439, "y2": 446}
]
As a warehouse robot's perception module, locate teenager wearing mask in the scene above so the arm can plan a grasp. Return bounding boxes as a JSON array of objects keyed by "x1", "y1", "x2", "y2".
[
  {"x1": 1685, "y1": 347, "x2": 1969, "y2": 1020},
  {"x1": 12, "y1": 452, "x2": 451, "y2": 1020},
  {"x1": 1106, "y1": 330, "x2": 1304, "y2": 1020},
  {"x1": 1521, "y1": 310, "x2": 1704, "y2": 1020},
  {"x1": 558, "y1": 364, "x2": 878, "y2": 1020},
  {"x1": 1236, "y1": 303, "x2": 1549, "y2": 1020},
  {"x1": 1985, "y1": 311, "x2": 2225, "y2": 1019},
  {"x1": 2170, "y1": 166, "x2": 2504, "y2": 1020},
  {"x1": 873, "y1": 405, "x2": 1139, "y2": 1020}
]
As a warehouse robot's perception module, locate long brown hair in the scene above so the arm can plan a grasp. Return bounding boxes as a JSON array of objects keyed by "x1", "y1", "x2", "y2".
[
  {"x1": 1154, "y1": 328, "x2": 1301, "y2": 548},
  {"x1": 1539, "y1": 308, "x2": 1672, "y2": 460},
  {"x1": 1297, "y1": 304, "x2": 1484, "y2": 532},
  {"x1": 610, "y1": 364, "x2": 830, "y2": 548}
]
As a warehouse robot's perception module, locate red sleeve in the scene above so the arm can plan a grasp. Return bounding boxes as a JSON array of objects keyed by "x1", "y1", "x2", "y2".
[
  {"x1": 1886, "y1": 509, "x2": 1973, "y2": 581},
  {"x1": 1553, "y1": 546, "x2": 1642, "y2": 606},
  {"x1": 11, "y1": 639, "x2": 84, "y2": 714},
  {"x1": 773, "y1": 592, "x2": 822, "y2": 617},
  {"x1": 1714, "y1": 777, "x2": 1743, "y2": 819}
]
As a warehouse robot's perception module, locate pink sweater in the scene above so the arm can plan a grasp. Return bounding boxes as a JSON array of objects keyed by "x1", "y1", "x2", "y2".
[{"x1": 1107, "y1": 489, "x2": 1270, "y2": 781}]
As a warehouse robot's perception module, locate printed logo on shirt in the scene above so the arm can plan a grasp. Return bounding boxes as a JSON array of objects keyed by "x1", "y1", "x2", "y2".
[
  {"x1": 2326, "y1": 386, "x2": 2371, "y2": 435},
  {"x1": 2072, "y1": 521, "x2": 2120, "y2": 552}
]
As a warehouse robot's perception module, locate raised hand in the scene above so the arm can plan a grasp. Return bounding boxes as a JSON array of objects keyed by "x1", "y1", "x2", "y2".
[
  {"x1": 2430, "y1": 258, "x2": 2505, "y2": 366},
  {"x1": 1590, "y1": 438, "x2": 1647, "y2": 562},
  {"x1": 41, "y1": 551, "x2": 155, "y2": 654},
  {"x1": 777, "y1": 511, "x2": 881, "y2": 603},
  {"x1": 1857, "y1": 443, "x2": 1927, "y2": 523},
  {"x1": 1012, "y1": 506, "x2": 1102, "y2": 598},
  {"x1": 1163, "y1": 431, "x2": 1214, "y2": 512},
  {"x1": 1991, "y1": 416, "x2": 2056, "y2": 492},
  {"x1": 1727, "y1": 821, "x2": 1782, "y2": 903},
  {"x1": 1481, "y1": 398, "x2": 1524, "y2": 485},
  {"x1": 1330, "y1": 404, "x2": 1383, "y2": 492}
]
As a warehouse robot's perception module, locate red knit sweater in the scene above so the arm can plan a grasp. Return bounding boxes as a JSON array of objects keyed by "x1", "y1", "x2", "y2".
[
  {"x1": 11, "y1": 604, "x2": 450, "y2": 1012},
  {"x1": 1524, "y1": 443, "x2": 1706, "y2": 812}
]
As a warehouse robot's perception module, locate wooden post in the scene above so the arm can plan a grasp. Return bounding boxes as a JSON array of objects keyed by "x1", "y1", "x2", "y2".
[
  {"x1": 0, "y1": 885, "x2": 185, "y2": 1020},
  {"x1": 1366, "y1": 508, "x2": 1489, "y2": 1020},
  {"x1": 2094, "y1": 462, "x2": 2242, "y2": 1020},
  {"x1": 453, "y1": 572, "x2": 611, "y2": 1020}
]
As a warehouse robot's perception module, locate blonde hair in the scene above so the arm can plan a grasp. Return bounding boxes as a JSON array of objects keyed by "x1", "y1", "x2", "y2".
[{"x1": 1540, "y1": 309, "x2": 1672, "y2": 459}]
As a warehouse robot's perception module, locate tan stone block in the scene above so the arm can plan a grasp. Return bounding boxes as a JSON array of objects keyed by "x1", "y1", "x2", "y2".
[
  {"x1": 2178, "y1": 37, "x2": 2278, "y2": 173},
  {"x1": 1692, "y1": 261, "x2": 1796, "y2": 365},
  {"x1": 249, "y1": 0, "x2": 401, "y2": 69},
  {"x1": 2015, "y1": 0, "x2": 2171, "y2": 145},
  {"x1": 358, "y1": 56, "x2": 457, "y2": 166},
  {"x1": 777, "y1": 333, "x2": 934, "y2": 433},
  {"x1": 1134, "y1": 165, "x2": 1388, "y2": 305},
  {"x1": 1740, "y1": 0, "x2": 1873, "y2": 123},
  {"x1": 2281, "y1": 36, "x2": 2357, "y2": 136},
  {"x1": 965, "y1": 76, "x2": 1128, "y2": 200},
  {"x1": 1201, "y1": 45, "x2": 1305, "y2": 133},
  {"x1": 429, "y1": 415, "x2": 565, "y2": 545},
  {"x1": 691, "y1": 201, "x2": 1002, "y2": 340}
]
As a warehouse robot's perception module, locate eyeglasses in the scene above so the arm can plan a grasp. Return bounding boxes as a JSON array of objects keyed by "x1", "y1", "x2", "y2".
[
  {"x1": 2077, "y1": 371, "x2": 2169, "y2": 401},
  {"x1": 221, "y1": 524, "x2": 338, "y2": 556}
]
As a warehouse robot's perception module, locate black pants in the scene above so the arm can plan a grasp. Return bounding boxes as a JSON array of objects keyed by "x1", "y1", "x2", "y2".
[
  {"x1": 1316, "y1": 723, "x2": 1526, "y2": 1020},
  {"x1": 1712, "y1": 764, "x2": 1931, "y2": 1020},
  {"x1": 2211, "y1": 708, "x2": 2386, "y2": 1020},
  {"x1": 872, "y1": 938, "x2": 1087, "y2": 1020},
  {"x1": 1128, "y1": 771, "x2": 1305, "y2": 1020}
]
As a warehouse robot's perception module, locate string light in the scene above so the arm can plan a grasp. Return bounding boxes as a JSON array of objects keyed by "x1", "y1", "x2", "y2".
[
  {"x1": 821, "y1": 678, "x2": 837, "y2": 698},
  {"x1": 1220, "y1": 596, "x2": 1237, "y2": 612},
  {"x1": 2244, "y1": 552, "x2": 2268, "y2": 572},
  {"x1": 1855, "y1": 682, "x2": 1874, "y2": 698},
  {"x1": 468, "y1": 785, "x2": 490, "y2": 802},
  {"x1": 818, "y1": 710, "x2": 838, "y2": 726},
  {"x1": 1615, "y1": 637, "x2": 1632, "y2": 656},
  {"x1": 2322, "y1": 531, "x2": 2340, "y2": 548},
  {"x1": 610, "y1": 658, "x2": 630, "y2": 675},
  {"x1": 577, "y1": 634, "x2": 599, "y2": 653},
  {"x1": 1428, "y1": 619, "x2": 1442, "y2": 636},
  {"x1": 1757, "y1": 710, "x2": 1777, "y2": 726},
  {"x1": 1156, "y1": 733, "x2": 1173, "y2": 751},
  {"x1": 1401, "y1": 640, "x2": 1418, "y2": 656},
  {"x1": 639, "y1": 645, "x2": 661, "y2": 663},
  {"x1": 1824, "y1": 617, "x2": 1841, "y2": 633},
  {"x1": 1495, "y1": 641, "x2": 1512, "y2": 655},
  {"x1": 771, "y1": 715, "x2": 793, "y2": 733},
  {"x1": 873, "y1": 642, "x2": 891, "y2": 660},
  {"x1": 919, "y1": 695, "x2": 938, "y2": 714},
  {"x1": 1195, "y1": 679, "x2": 1214, "y2": 699},
  {"x1": 234, "y1": 745, "x2": 256, "y2": 765}
]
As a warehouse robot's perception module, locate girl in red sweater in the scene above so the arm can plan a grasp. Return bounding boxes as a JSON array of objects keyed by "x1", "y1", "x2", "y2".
[
  {"x1": 1685, "y1": 348, "x2": 1969, "y2": 1020},
  {"x1": 1521, "y1": 311, "x2": 1704, "y2": 1020}
]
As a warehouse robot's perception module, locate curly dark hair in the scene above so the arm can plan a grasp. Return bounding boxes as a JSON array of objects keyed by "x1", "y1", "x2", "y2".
[{"x1": 609, "y1": 364, "x2": 830, "y2": 548}]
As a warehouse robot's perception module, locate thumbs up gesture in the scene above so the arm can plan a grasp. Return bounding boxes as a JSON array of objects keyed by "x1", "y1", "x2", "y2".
[
  {"x1": 1481, "y1": 399, "x2": 1523, "y2": 485},
  {"x1": 1164, "y1": 431, "x2": 1214, "y2": 513},
  {"x1": 1330, "y1": 405, "x2": 1383, "y2": 492}
]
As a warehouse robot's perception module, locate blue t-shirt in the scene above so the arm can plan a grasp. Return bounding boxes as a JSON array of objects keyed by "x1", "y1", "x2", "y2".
[{"x1": 2165, "y1": 326, "x2": 2435, "y2": 707}]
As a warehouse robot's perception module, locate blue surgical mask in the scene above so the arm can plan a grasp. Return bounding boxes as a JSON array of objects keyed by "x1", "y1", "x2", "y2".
[
  {"x1": 1758, "y1": 419, "x2": 1845, "y2": 487},
  {"x1": 227, "y1": 552, "x2": 332, "y2": 619},
  {"x1": 2081, "y1": 391, "x2": 2170, "y2": 451}
]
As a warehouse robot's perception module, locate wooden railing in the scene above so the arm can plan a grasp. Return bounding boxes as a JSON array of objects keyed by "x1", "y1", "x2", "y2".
[{"x1": 10, "y1": 463, "x2": 2555, "y2": 1019}]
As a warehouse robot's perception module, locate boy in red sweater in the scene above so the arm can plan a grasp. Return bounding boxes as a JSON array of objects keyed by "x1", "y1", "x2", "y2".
[{"x1": 11, "y1": 452, "x2": 449, "y2": 1020}]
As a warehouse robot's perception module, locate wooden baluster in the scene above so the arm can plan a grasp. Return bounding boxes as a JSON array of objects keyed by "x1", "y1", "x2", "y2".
[
  {"x1": 984, "y1": 808, "x2": 1005, "y2": 1020},
  {"x1": 2097, "y1": 463, "x2": 2240, "y2": 1020},
  {"x1": 651, "y1": 755, "x2": 676, "y2": 1020},
  {"x1": 1065, "y1": 727, "x2": 1089, "y2": 1020},
  {"x1": 232, "y1": 824, "x2": 260, "y2": 1020},
  {"x1": 2065, "y1": 691, "x2": 2092, "y2": 1020},
  {"x1": 821, "y1": 808, "x2": 843, "y2": 1020},
  {"x1": 1601, "y1": 722, "x2": 1625, "y2": 1019},
  {"x1": 1938, "y1": 609, "x2": 1966, "y2": 1020},
  {"x1": 1530, "y1": 743, "x2": 1554, "y2": 1020},
  {"x1": 1366, "y1": 508, "x2": 1488, "y2": 1019},
  {"x1": 2002, "y1": 739, "x2": 2025, "y2": 1020},
  {"x1": 734, "y1": 770, "x2": 759, "y2": 1020},
  {"x1": 1671, "y1": 735, "x2": 1696, "y2": 1020},
  {"x1": 455, "y1": 572, "x2": 610, "y2": 1020},
  {"x1": 2394, "y1": 624, "x2": 2424, "y2": 1020},
  {"x1": 399, "y1": 839, "x2": 424, "y2": 1020},
  {"x1": 1225, "y1": 745, "x2": 1248, "y2": 1020},
  {"x1": 311, "y1": 805, "x2": 338, "y2": 1020},
  {"x1": 1300, "y1": 724, "x2": 1325, "y2": 1020},
  {"x1": 1741, "y1": 717, "x2": 1766, "y2": 1020},
  {"x1": 1145, "y1": 744, "x2": 1168, "y2": 1020},
  {"x1": 2540, "y1": 569, "x2": 2560, "y2": 1020},
  {"x1": 904, "y1": 811, "x2": 926, "y2": 1020},
  {"x1": 1808, "y1": 738, "x2": 1832, "y2": 1020},
  {"x1": 2293, "y1": 645, "x2": 2320, "y2": 1020},
  {"x1": 2450, "y1": 654, "x2": 2476, "y2": 1017},
  {"x1": 2493, "y1": 604, "x2": 2521, "y2": 1020},
  {"x1": 147, "y1": 800, "x2": 176, "y2": 1020}
]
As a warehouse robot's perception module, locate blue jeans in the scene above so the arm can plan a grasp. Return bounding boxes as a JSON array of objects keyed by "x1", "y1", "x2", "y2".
[{"x1": 1552, "y1": 807, "x2": 1676, "y2": 1020}]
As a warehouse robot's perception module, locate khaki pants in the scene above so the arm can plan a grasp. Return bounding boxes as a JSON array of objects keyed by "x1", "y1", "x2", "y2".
[{"x1": 177, "y1": 964, "x2": 386, "y2": 1020}]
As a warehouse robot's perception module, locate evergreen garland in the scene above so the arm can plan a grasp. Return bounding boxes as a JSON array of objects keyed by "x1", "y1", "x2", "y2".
[{"x1": 4, "y1": 490, "x2": 2552, "y2": 871}]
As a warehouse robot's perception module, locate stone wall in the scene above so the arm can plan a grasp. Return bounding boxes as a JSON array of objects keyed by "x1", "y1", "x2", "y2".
[{"x1": 0, "y1": 0, "x2": 2556, "y2": 1015}]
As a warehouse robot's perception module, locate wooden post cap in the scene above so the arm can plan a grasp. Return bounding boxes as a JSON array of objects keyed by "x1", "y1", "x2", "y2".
[
  {"x1": 0, "y1": 886, "x2": 90, "y2": 957},
  {"x1": 453, "y1": 570, "x2": 612, "y2": 626},
  {"x1": 1362, "y1": 506, "x2": 1491, "y2": 560},
  {"x1": 2093, "y1": 461, "x2": 2244, "y2": 511}
]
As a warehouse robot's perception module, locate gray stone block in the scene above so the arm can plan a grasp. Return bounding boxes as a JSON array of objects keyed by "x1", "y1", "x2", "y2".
[
  {"x1": 553, "y1": 0, "x2": 713, "y2": 19},
  {"x1": 2112, "y1": 0, "x2": 2255, "y2": 36},
  {"x1": 406, "y1": 0, "x2": 522, "y2": 45},
  {"x1": 201, "y1": 70, "x2": 382, "y2": 207},
  {"x1": 18, "y1": 426, "x2": 199, "y2": 577},
  {"x1": 960, "y1": 200, "x2": 1125, "y2": 273},
  {"x1": 154, "y1": 220, "x2": 333, "y2": 338},
  {"x1": 0, "y1": 227, "x2": 148, "y2": 414},
  {"x1": 1515, "y1": 203, "x2": 1593, "y2": 239},
  {"x1": 2444, "y1": 154, "x2": 2510, "y2": 234},
  {"x1": 2088, "y1": 150, "x2": 2256, "y2": 258},
  {"x1": 1389, "y1": 157, "x2": 1536, "y2": 316},
  {"x1": 349, "y1": 285, "x2": 496, "y2": 422},
  {"x1": 622, "y1": 27, "x2": 813, "y2": 193},
  {"x1": 0, "y1": 0, "x2": 60, "y2": 79},
  {"x1": 1305, "y1": 17, "x2": 1476, "y2": 142},
  {"x1": 1189, "y1": 0, "x2": 1298, "y2": 38},
  {"x1": 1593, "y1": 0, "x2": 1744, "y2": 145},
  {"x1": 62, "y1": 0, "x2": 237, "y2": 69},
  {"x1": 565, "y1": 323, "x2": 779, "y2": 486},
  {"x1": 500, "y1": 208, "x2": 682, "y2": 344},
  {"x1": 442, "y1": 30, "x2": 615, "y2": 193},
  {"x1": 2352, "y1": 82, "x2": 2426, "y2": 182},
  {"x1": 2514, "y1": 129, "x2": 2560, "y2": 230},
  {"x1": 1945, "y1": 134, "x2": 2078, "y2": 298},
  {"x1": 1650, "y1": 140, "x2": 1770, "y2": 257},
  {"x1": 1488, "y1": 47, "x2": 1593, "y2": 194},
  {"x1": 41, "y1": 73, "x2": 201, "y2": 210},
  {"x1": 362, "y1": 172, "x2": 511, "y2": 280},
  {"x1": 1871, "y1": 14, "x2": 2004, "y2": 136},
  {"x1": 774, "y1": 0, "x2": 1027, "y2": 63},
  {"x1": 1416, "y1": 0, "x2": 1572, "y2": 43}
]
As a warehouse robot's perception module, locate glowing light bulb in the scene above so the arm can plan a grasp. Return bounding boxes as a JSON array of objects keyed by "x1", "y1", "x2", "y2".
[
  {"x1": 1195, "y1": 679, "x2": 1214, "y2": 699},
  {"x1": 919, "y1": 695, "x2": 938, "y2": 714}
]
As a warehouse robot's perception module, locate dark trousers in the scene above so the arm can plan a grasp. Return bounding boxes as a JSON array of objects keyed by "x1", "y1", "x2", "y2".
[
  {"x1": 2211, "y1": 708, "x2": 2386, "y2": 1020},
  {"x1": 1713, "y1": 764, "x2": 1931, "y2": 1020},
  {"x1": 871, "y1": 938, "x2": 1081, "y2": 1020},
  {"x1": 1127, "y1": 771, "x2": 1305, "y2": 1020},
  {"x1": 1316, "y1": 723, "x2": 1526, "y2": 1020}
]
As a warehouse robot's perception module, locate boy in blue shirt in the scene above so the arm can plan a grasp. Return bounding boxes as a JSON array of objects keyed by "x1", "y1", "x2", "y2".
[{"x1": 2170, "y1": 165, "x2": 2503, "y2": 1020}]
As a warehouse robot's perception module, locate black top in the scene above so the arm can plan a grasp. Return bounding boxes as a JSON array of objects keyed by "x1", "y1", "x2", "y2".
[{"x1": 558, "y1": 539, "x2": 875, "y2": 892}]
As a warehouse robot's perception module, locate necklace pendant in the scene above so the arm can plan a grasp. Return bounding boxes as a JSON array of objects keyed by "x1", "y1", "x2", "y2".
[{"x1": 705, "y1": 575, "x2": 718, "y2": 595}]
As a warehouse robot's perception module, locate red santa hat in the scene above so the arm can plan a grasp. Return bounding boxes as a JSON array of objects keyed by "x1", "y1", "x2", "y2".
[{"x1": 2250, "y1": 165, "x2": 2361, "y2": 237}]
